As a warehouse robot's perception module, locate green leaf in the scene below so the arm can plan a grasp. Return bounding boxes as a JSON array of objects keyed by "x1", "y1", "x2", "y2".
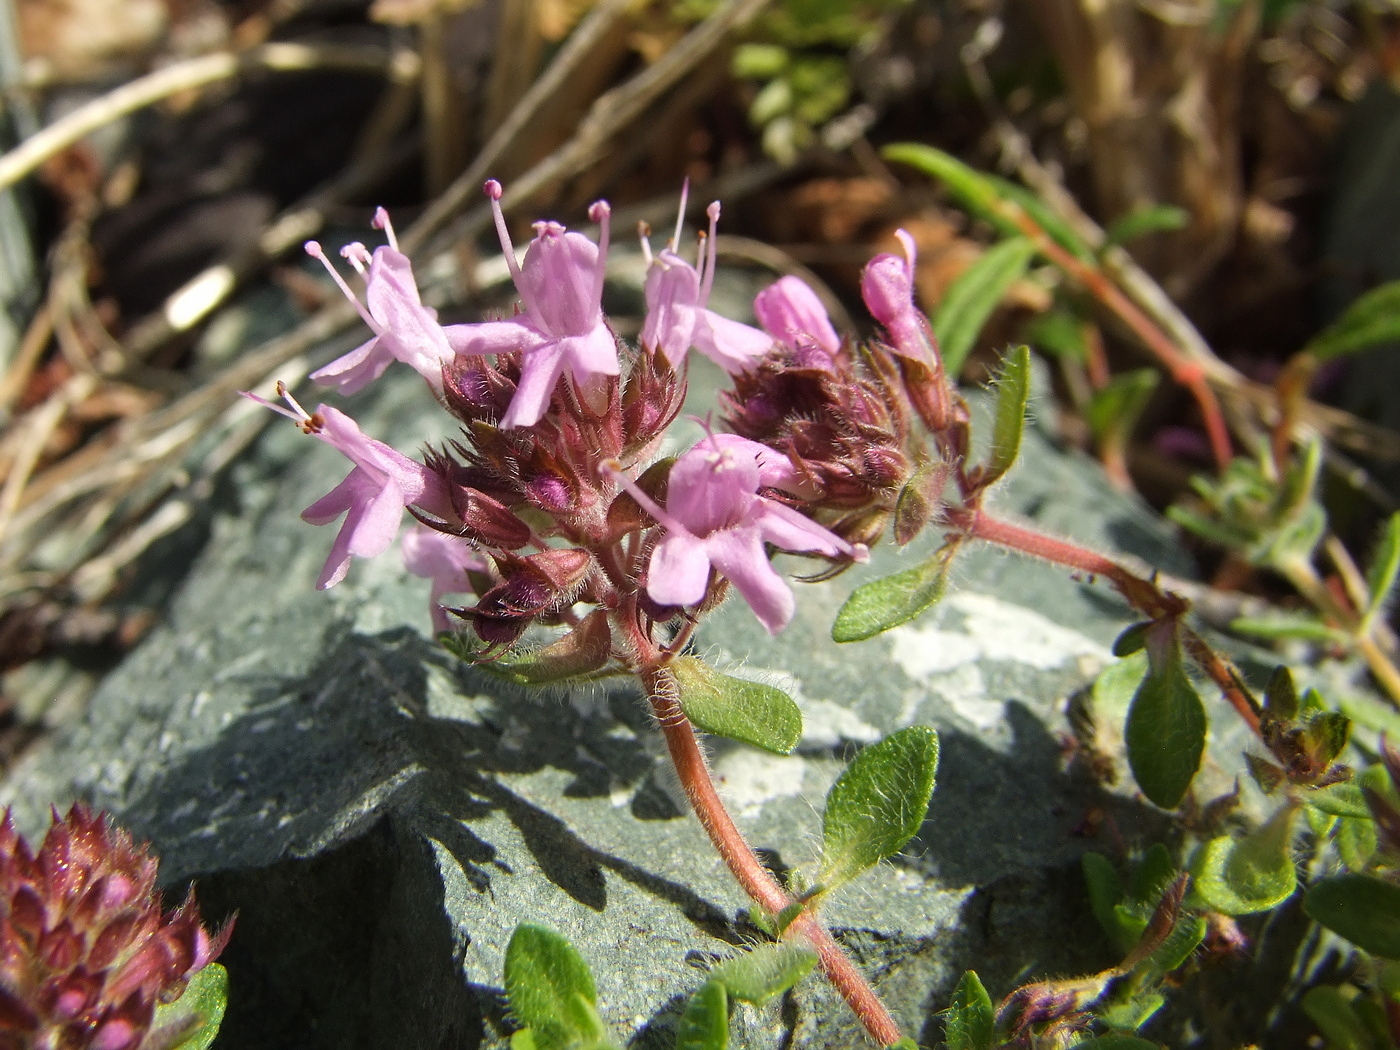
[
  {"x1": 1147, "y1": 912, "x2": 1206, "y2": 974},
  {"x1": 1339, "y1": 693, "x2": 1400, "y2": 737},
  {"x1": 1301, "y1": 986, "x2": 1376, "y2": 1050},
  {"x1": 1363, "y1": 512, "x2": 1400, "y2": 633},
  {"x1": 1124, "y1": 623, "x2": 1206, "y2": 810},
  {"x1": 709, "y1": 944, "x2": 818, "y2": 1006},
  {"x1": 1093, "y1": 651, "x2": 1148, "y2": 717},
  {"x1": 931, "y1": 238, "x2": 1036, "y2": 377},
  {"x1": 821, "y1": 726, "x2": 940, "y2": 890},
  {"x1": 731, "y1": 42, "x2": 788, "y2": 79},
  {"x1": 983, "y1": 345, "x2": 1032, "y2": 486},
  {"x1": 1083, "y1": 853, "x2": 1132, "y2": 952},
  {"x1": 832, "y1": 552, "x2": 950, "y2": 643},
  {"x1": 671, "y1": 657, "x2": 802, "y2": 755},
  {"x1": 152, "y1": 964, "x2": 229, "y2": 1050},
  {"x1": 1074, "y1": 1034, "x2": 1163, "y2": 1049},
  {"x1": 1193, "y1": 805, "x2": 1299, "y2": 915},
  {"x1": 1230, "y1": 613, "x2": 1349, "y2": 645},
  {"x1": 1336, "y1": 814, "x2": 1379, "y2": 872},
  {"x1": 1112, "y1": 622, "x2": 1151, "y2": 658},
  {"x1": 1264, "y1": 665, "x2": 1299, "y2": 722},
  {"x1": 943, "y1": 970, "x2": 995, "y2": 1050},
  {"x1": 1305, "y1": 874, "x2": 1400, "y2": 958},
  {"x1": 1307, "y1": 783, "x2": 1371, "y2": 819},
  {"x1": 1128, "y1": 843, "x2": 1177, "y2": 906},
  {"x1": 1097, "y1": 992, "x2": 1167, "y2": 1031},
  {"x1": 675, "y1": 982, "x2": 728, "y2": 1050},
  {"x1": 1303, "y1": 280, "x2": 1400, "y2": 361},
  {"x1": 504, "y1": 925, "x2": 609, "y2": 1050},
  {"x1": 1085, "y1": 369, "x2": 1160, "y2": 443},
  {"x1": 455, "y1": 612, "x2": 613, "y2": 686},
  {"x1": 1104, "y1": 204, "x2": 1189, "y2": 246},
  {"x1": 1025, "y1": 310, "x2": 1089, "y2": 363}
]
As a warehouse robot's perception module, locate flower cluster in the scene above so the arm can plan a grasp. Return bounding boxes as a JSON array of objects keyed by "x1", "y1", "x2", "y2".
[
  {"x1": 253, "y1": 181, "x2": 962, "y2": 662},
  {"x1": 0, "y1": 805, "x2": 230, "y2": 1050}
]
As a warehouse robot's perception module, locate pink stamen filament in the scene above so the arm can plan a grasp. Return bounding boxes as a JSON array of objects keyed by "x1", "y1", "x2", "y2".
[
  {"x1": 484, "y1": 179, "x2": 524, "y2": 287},
  {"x1": 305, "y1": 241, "x2": 379, "y2": 333},
  {"x1": 600, "y1": 459, "x2": 692, "y2": 539},
  {"x1": 372, "y1": 207, "x2": 398, "y2": 251},
  {"x1": 670, "y1": 177, "x2": 690, "y2": 252},
  {"x1": 589, "y1": 199, "x2": 611, "y2": 309},
  {"x1": 699, "y1": 201, "x2": 720, "y2": 306}
]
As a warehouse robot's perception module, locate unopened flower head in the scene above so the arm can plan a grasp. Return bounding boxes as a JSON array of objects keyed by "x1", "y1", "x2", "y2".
[
  {"x1": 860, "y1": 229, "x2": 938, "y2": 366},
  {"x1": 753, "y1": 275, "x2": 841, "y2": 370},
  {"x1": 0, "y1": 806, "x2": 230, "y2": 1050}
]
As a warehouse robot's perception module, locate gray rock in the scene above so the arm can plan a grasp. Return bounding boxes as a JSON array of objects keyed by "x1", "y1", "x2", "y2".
[{"x1": 2, "y1": 359, "x2": 1254, "y2": 1049}]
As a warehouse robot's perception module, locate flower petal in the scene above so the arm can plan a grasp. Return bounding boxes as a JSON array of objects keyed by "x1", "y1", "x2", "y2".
[
  {"x1": 311, "y1": 335, "x2": 394, "y2": 395},
  {"x1": 704, "y1": 526, "x2": 795, "y2": 634},
  {"x1": 751, "y1": 499, "x2": 850, "y2": 558},
  {"x1": 648, "y1": 533, "x2": 712, "y2": 607},
  {"x1": 691, "y1": 310, "x2": 773, "y2": 374},
  {"x1": 500, "y1": 341, "x2": 569, "y2": 428}
]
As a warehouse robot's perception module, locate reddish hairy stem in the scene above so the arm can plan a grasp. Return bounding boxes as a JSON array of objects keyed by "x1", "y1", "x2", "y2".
[
  {"x1": 640, "y1": 666, "x2": 903, "y2": 1047},
  {"x1": 948, "y1": 508, "x2": 1263, "y2": 737}
]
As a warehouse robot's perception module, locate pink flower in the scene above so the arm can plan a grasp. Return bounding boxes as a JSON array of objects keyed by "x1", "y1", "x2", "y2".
[
  {"x1": 753, "y1": 275, "x2": 841, "y2": 369},
  {"x1": 401, "y1": 526, "x2": 487, "y2": 633},
  {"x1": 860, "y1": 229, "x2": 938, "y2": 365},
  {"x1": 244, "y1": 386, "x2": 450, "y2": 588},
  {"x1": 608, "y1": 435, "x2": 863, "y2": 634},
  {"x1": 443, "y1": 180, "x2": 619, "y2": 429},
  {"x1": 307, "y1": 209, "x2": 455, "y2": 395},
  {"x1": 640, "y1": 198, "x2": 773, "y2": 374}
]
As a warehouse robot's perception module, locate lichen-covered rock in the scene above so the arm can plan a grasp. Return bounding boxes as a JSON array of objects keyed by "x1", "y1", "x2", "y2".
[{"x1": 1, "y1": 359, "x2": 1247, "y2": 1049}]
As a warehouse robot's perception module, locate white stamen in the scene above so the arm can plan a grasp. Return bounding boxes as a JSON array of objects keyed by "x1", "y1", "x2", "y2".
[
  {"x1": 670, "y1": 177, "x2": 690, "y2": 252},
  {"x1": 372, "y1": 207, "x2": 398, "y2": 251}
]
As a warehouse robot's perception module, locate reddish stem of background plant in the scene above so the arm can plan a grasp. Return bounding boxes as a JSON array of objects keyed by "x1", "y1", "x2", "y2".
[{"x1": 641, "y1": 665, "x2": 904, "y2": 1047}]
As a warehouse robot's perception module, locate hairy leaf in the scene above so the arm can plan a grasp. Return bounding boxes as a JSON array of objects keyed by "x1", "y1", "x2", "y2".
[
  {"x1": 1193, "y1": 805, "x2": 1299, "y2": 916},
  {"x1": 1305, "y1": 874, "x2": 1400, "y2": 958},
  {"x1": 821, "y1": 726, "x2": 939, "y2": 890},
  {"x1": 1364, "y1": 512, "x2": 1400, "y2": 632},
  {"x1": 709, "y1": 944, "x2": 817, "y2": 1006},
  {"x1": 1125, "y1": 623, "x2": 1206, "y2": 809},
  {"x1": 674, "y1": 982, "x2": 728, "y2": 1050},
  {"x1": 671, "y1": 657, "x2": 802, "y2": 755},
  {"x1": 984, "y1": 345, "x2": 1032, "y2": 486},
  {"x1": 943, "y1": 971, "x2": 995, "y2": 1050},
  {"x1": 155, "y1": 964, "x2": 229, "y2": 1050},
  {"x1": 832, "y1": 553, "x2": 950, "y2": 643},
  {"x1": 504, "y1": 925, "x2": 609, "y2": 1050}
]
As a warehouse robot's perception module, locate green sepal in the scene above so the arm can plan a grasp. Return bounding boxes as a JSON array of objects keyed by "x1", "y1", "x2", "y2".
[
  {"x1": 932, "y1": 238, "x2": 1037, "y2": 377},
  {"x1": 503, "y1": 924, "x2": 611, "y2": 1050},
  {"x1": 444, "y1": 612, "x2": 613, "y2": 686},
  {"x1": 832, "y1": 551, "x2": 951, "y2": 643},
  {"x1": 1125, "y1": 621, "x2": 1206, "y2": 810},
  {"x1": 820, "y1": 726, "x2": 939, "y2": 891},
  {"x1": 708, "y1": 943, "x2": 818, "y2": 1006},
  {"x1": 1192, "y1": 804, "x2": 1299, "y2": 915},
  {"x1": 983, "y1": 345, "x2": 1032, "y2": 487},
  {"x1": 674, "y1": 981, "x2": 728, "y2": 1050},
  {"x1": 670, "y1": 657, "x2": 802, "y2": 755},
  {"x1": 1305, "y1": 874, "x2": 1400, "y2": 958},
  {"x1": 943, "y1": 970, "x2": 995, "y2": 1050},
  {"x1": 150, "y1": 963, "x2": 229, "y2": 1050}
]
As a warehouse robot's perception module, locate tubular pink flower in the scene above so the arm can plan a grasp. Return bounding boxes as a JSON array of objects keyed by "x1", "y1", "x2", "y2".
[
  {"x1": 243, "y1": 386, "x2": 451, "y2": 589},
  {"x1": 753, "y1": 275, "x2": 841, "y2": 369},
  {"x1": 401, "y1": 526, "x2": 487, "y2": 633},
  {"x1": 860, "y1": 229, "x2": 938, "y2": 365},
  {"x1": 443, "y1": 181, "x2": 619, "y2": 428},
  {"x1": 607, "y1": 435, "x2": 863, "y2": 634},
  {"x1": 640, "y1": 198, "x2": 773, "y2": 373},
  {"x1": 308, "y1": 209, "x2": 455, "y2": 395}
]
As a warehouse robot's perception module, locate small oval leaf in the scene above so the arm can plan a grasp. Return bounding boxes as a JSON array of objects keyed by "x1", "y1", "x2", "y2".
[
  {"x1": 671, "y1": 658, "x2": 802, "y2": 755},
  {"x1": 709, "y1": 944, "x2": 817, "y2": 1006},
  {"x1": 1306, "y1": 782, "x2": 1371, "y2": 819},
  {"x1": 1193, "y1": 806, "x2": 1299, "y2": 916},
  {"x1": 832, "y1": 553, "x2": 950, "y2": 643},
  {"x1": 821, "y1": 726, "x2": 939, "y2": 890},
  {"x1": 504, "y1": 924, "x2": 608, "y2": 1050},
  {"x1": 1304, "y1": 874, "x2": 1400, "y2": 958},
  {"x1": 984, "y1": 345, "x2": 1032, "y2": 486},
  {"x1": 1125, "y1": 625, "x2": 1206, "y2": 810},
  {"x1": 944, "y1": 970, "x2": 995, "y2": 1050},
  {"x1": 675, "y1": 981, "x2": 728, "y2": 1050},
  {"x1": 153, "y1": 963, "x2": 229, "y2": 1050}
]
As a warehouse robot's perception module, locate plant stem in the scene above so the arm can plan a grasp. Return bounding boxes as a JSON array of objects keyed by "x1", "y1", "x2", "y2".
[
  {"x1": 640, "y1": 665, "x2": 903, "y2": 1046},
  {"x1": 947, "y1": 507, "x2": 1263, "y2": 735}
]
